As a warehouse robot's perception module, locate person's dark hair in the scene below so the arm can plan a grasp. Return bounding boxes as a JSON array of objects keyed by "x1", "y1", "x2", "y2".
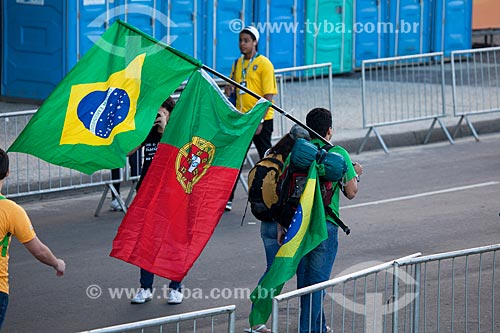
[
  {"x1": 267, "y1": 134, "x2": 295, "y2": 159},
  {"x1": 0, "y1": 149, "x2": 9, "y2": 181},
  {"x1": 306, "y1": 107, "x2": 332, "y2": 139},
  {"x1": 161, "y1": 97, "x2": 176, "y2": 112}
]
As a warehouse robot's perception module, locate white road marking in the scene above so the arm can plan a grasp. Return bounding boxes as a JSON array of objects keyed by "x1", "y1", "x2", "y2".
[{"x1": 341, "y1": 181, "x2": 500, "y2": 210}]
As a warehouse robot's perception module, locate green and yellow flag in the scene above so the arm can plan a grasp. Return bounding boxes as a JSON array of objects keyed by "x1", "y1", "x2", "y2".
[
  {"x1": 8, "y1": 20, "x2": 200, "y2": 174},
  {"x1": 249, "y1": 161, "x2": 328, "y2": 327}
]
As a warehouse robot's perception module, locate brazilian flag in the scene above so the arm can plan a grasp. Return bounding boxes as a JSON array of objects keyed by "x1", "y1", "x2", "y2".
[
  {"x1": 8, "y1": 20, "x2": 200, "y2": 174},
  {"x1": 249, "y1": 161, "x2": 329, "y2": 327}
]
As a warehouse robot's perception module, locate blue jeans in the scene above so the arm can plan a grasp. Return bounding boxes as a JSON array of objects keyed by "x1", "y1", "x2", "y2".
[
  {"x1": 296, "y1": 222, "x2": 338, "y2": 333},
  {"x1": 140, "y1": 269, "x2": 182, "y2": 290},
  {"x1": 259, "y1": 221, "x2": 281, "y2": 280},
  {"x1": 0, "y1": 292, "x2": 8, "y2": 329}
]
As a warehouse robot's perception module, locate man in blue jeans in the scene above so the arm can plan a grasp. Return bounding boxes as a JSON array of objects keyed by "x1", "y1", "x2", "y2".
[{"x1": 296, "y1": 108, "x2": 363, "y2": 333}]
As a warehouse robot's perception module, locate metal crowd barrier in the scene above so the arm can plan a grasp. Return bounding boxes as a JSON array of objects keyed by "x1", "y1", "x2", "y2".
[
  {"x1": 274, "y1": 63, "x2": 334, "y2": 140},
  {"x1": 78, "y1": 305, "x2": 236, "y2": 333},
  {"x1": 395, "y1": 244, "x2": 500, "y2": 332},
  {"x1": 270, "y1": 244, "x2": 500, "y2": 332},
  {"x1": 360, "y1": 52, "x2": 454, "y2": 154},
  {"x1": 451, "y1": 46, "x2": 500, "y2": 140},
  {"x1": 270, "y1": 253, "x2": 422, "y2": 333}
]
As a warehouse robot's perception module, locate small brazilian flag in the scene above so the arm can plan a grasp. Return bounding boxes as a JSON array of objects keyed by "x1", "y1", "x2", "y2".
[
  {"x1": 248, "y1": 161, "x2": 329, "y2": 327},
  {"x1": 8, "y1": 20, "x2": 200, "y2": 174}
]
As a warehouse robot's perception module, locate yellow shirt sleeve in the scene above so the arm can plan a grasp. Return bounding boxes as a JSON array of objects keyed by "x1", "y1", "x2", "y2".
[{"x1": 10, "y1": 202, "x2": 36, "y2": 244}]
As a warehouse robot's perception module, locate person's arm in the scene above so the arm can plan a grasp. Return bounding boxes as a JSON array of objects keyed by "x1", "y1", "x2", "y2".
[
  {"x1": 23, "y1": 237, "x2": 65, "y2": 276},
  {"x1": 255, "y1": 93, "x2": 274, "y2": 136},
  {"x1": 343, "y1": 162, "x2": 363, "y2": 199}
]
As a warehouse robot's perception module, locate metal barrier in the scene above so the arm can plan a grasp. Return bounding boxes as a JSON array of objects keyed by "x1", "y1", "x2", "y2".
[
  {"x1": 274, "y1": 63, "x2": 334, "y2": 140},
  {"x1": 451, "y1": 46, "x2": 500, "y2": 140},
  {"x1": 0, "y1": 110, "x2": 138, "y2": 208},
  {"x1": 78, "y1": 305, "x2": 236, "y2": 333},
  {"x1": 270, "y1": 244, "x2": 500, "y2": 332},
  {"x1": 270, "y1": 253, "x2": 422, "y2": 333},
  {"x1": 360, "y1": 53, "x2": 454, "y2": 154},
  {"x1": 395, "y1": 244, "x2": 500, "y2": 332}
]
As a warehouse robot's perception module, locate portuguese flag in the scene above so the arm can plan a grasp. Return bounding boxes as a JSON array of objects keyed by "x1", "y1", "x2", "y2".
[
  {"x1": 8, "y1": 20, "x2": 200, "y2": 174},
  {"x1": 110, "y1": 69, "x2": 271, "y2": 281}
]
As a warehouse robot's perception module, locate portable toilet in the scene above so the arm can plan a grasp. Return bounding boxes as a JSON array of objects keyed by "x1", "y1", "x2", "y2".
[
  {"x1": 70, "y1": 0, "x2": 202, "y2": 73},
  {"x1": 354, "y1": 0, "x2": 390, "y2": 68},
  {"x1": 159, "y1": 0, "x2": 202, "y2": 60},
  {"x1": 1, "y1": 0, "x2": 201, "y2": 101},
  {"x1": 388, "y1": 0, "x2": 432, "y2": 57},
  {"x1": 2, "y1": 0, "x2": 68, "y2": 100},
  {"x1": 305, "y1": 0, "x2": 354, "y2": 74},
  {"x1": 432, "y1": 0, "x2": 472, "y2": 55},
  {"x1": 254, "y1": 0, "x2": 305, "y2": 70},
  {"x1": 202, "y1": 0, "x2": 253, "y2": 77}
]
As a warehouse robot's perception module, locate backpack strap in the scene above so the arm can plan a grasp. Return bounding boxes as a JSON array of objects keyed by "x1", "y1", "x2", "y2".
[
  {"x1": 0, "y1": 195, "x2": 11, "y2": 256},
  {"x1": 325, "y1": 182, "x2": 351, "y2": 235},
  {"x1": 325, "y1": 205, "x2": 350, "y2": 235},
  {"x1": 230, "y1": 58, "x2": 239, "y2": 80},
  {"x1": 248, "y1": 157, "x2": 283, "y2": 200},
  {"x1": 260, "y1": 157, "x2": 284, "y2": 170}
]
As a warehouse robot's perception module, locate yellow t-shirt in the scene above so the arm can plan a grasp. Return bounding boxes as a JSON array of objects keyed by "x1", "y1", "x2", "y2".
[
  {"x1": 230, "y1": 54, "x2": 278, "y2": 120},
  {"x1": 0, "y1": 198, "x2": 36, "y2": 294}
]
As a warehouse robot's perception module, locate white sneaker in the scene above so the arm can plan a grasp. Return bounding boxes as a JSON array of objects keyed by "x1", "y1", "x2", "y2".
[
  {"x1": 167, "y1": 289, "x2": 183, "y2": 304},
  {"x1": 110, "y1": 198, "x2": 123, "y2": 211},
  {"x1": 131, "y1": 288, "x2": 153, "y2": 304},
  {"x1": 225, "y1": 201, "x2": 232, "y2": 211}
]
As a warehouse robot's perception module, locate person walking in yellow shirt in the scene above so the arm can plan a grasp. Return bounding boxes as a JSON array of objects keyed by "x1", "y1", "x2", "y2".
[
  {"x1": 0, "y1": 148, "x2": 65, "y2": 328},
  {"x1": 225, "y1": 26, "x2": 278, "y2": 211}
]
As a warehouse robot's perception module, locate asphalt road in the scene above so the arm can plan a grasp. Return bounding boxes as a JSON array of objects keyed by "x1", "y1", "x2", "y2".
[{"x1": 3, "y1": 133, "x2": 500, "y2": 332}]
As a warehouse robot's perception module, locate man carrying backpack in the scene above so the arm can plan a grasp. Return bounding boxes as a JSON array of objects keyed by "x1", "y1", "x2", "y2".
[{"x1": 296, "y1": 107, "x2": 363, "y2": 333}]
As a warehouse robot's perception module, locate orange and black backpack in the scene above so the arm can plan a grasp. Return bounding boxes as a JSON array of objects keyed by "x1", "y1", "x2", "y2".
[{"x1": 247, "y1": 154, "x2": 284, "y2": 222}]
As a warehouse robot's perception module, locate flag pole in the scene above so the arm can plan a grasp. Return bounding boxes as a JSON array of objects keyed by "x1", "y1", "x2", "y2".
[
  {"x1": 118, "y1": 20, "x2": 329, "y2": 145},
  {"x1": 201, "y1": 65, "x2": 331, "y2": 146}
]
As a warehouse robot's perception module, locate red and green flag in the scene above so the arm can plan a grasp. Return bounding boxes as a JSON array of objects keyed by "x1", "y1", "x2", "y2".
[
  {"x1": 110, "y1": 69, "x2": 271, "y2": 281},
  {"x1": 8, "y1": 20, "x2": 200, "y2": 174},
  {"x1": 249, "y1": 161, "x2": 328, "y2": 327}
]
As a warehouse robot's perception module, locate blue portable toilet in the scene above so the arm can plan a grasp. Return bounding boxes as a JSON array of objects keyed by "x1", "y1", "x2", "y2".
[
  {"x1": 202, "y1": 0, "x2": 253, "y2": 77},
  {"x1": 1, "y1": 0, "x2": 67, "y2": 100},
  {"x1": 388, "y1": 0, "x2": 432, "y2": 57},
  {"x1": 114, "y1": 0, "x2": 157, "y2": 37},
  {"x1": 157, "y1": 0, "x2": 202, "y2": 60},
  {"x1": 254, "y1": 0, "x2": 304, "y2": 69},
  {"x1": 354, "y1": 0, "x2": 390, "y2": 68},
  {"x1": 2, "y1": 0, "x2": 201, "y2": 101},
  {"x1": 67, "y1": 1, "x2": 116, "y2": 71},
  {"x1": 432, "y1": 0, "x2": 472, "y2": 55}
]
